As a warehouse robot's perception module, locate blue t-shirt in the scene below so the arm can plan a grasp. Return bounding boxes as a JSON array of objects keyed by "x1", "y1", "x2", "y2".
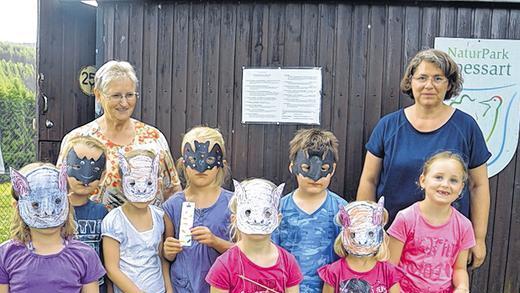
[
  {"x1": 272, "y1": 190, "x2": 347, "y2": 293},
  {"x1": 366, "y1": 108, "x2": 491, "y2": 225},
  {"x1": 162, "y1": 189, "x2": 233, "y2": 293},
  {"x1": 74, "y1": 200, "x2": 108, "y2": 293}
]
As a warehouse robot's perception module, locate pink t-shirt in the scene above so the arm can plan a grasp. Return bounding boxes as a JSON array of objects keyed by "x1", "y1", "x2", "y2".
[
  {"x1": 387, "y1": 203, "x2": 475, "y2": 293},
  {"x1": 206, "y1": 245, "x2": 303, "y2": 293},
  {"x1": 318, "y1": 259, "x2": 401, "y2": 292}
]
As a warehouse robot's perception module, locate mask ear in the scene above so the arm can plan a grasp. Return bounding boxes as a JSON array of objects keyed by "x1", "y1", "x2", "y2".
[
  {"x1": 233, "y1": 179, "x2": 247, "y2": 203},
  {"x1": 373, "y1": 197, "x2": 385, "y2": 225},
  {"x1": 58, "y1": 163, "x2": 68, "y2": 193},
  {"x1": 118, "y1": 150, "x2": 130, "y2": 176},
  {"x1": 271, "y1": 183, "x2": 285, "y2": 208},
  {"x1": 10, "y1": 167, "x2": 30, "y2": 198},
  {"x1": 336, "y1": 206, "x2": 350, "y2": 227},
  {"x1": 152, "y1": 153, "x2": 160, "y2": 178}
]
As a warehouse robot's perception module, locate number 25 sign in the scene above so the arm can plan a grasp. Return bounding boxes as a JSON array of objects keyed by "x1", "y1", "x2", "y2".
[{"x1": 79, "y1": 65, "x2": 96, "y2": 96}]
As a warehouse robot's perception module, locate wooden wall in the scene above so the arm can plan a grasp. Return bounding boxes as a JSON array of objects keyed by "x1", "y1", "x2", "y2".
[{"x1": 96, "y1": 1, "x2": 519, "y2": 292}]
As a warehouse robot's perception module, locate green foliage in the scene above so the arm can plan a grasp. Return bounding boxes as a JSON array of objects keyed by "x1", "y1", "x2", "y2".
[
  {"x1": 0, "y1": 182, "x2": 14, "y2": 242},
  {"x1": 0, "y1": 42, "x2": 36, "y2": 65}
]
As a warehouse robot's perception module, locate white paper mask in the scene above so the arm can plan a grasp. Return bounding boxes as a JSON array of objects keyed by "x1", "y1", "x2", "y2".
[
  {"x1": 10, "y1": 165, "x2": 69, "y2": 229},
  {"x1": 118, "y1": 151, "x2": 160, "y2": 202},
  {"x1": 233, "y1": 179, "x2": 285, "y2": 235},
  {"x1": 336, "y1": 197, "x2": 385, "y2": 257}
]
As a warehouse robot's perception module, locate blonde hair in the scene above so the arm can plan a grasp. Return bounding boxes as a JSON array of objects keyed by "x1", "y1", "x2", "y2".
[
  {"x1": 288, "y1": 128, "x2": 339, "y2": 162},
  {"x1": 62, "y1": 136, "x2": 107, "y2": 163},
  {"x1": 177, "y1": 126, "x2": 229, "y2": 187},
  {"x1": 94, "y1": 60, "x2": 138, "y2": 93},
  {"x1": 333, "y1": 201, "x2": 390, "y2": 262},
  {"x1": 228, "y1": 178, "x2": 277, "y2": 242},
  {"x1": 421, "y1": 151, "x2": 469, "y2": 182},
  {"x1": 10, "y1": 162, "x2": 77, "y2": 244}
]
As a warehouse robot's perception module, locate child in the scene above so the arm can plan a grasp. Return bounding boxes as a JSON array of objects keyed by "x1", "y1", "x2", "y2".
[
  {"x1": 162, "y1": 126, "x2": 233, "y2": 293},
  {"x1": 388, "y1": 151, "x2": 475, "y2": 293},
  {"x1": 272, "y1": 128, "x2": 347, "y2": 293},
  {"x1": 102, "y1": 150, "x2": 172, "y2": 293},
  {"x1": 206, "y1": 179, "x2": 303, "y2": 292},
  {"x1": 1, "y1": 163, "x2": 105, "y2": 292},
  {"x1": 63, "y1": 136, "x2": 109, "y2": 293},
  {"x1": 318, "y1": 198, "x2": 401, "y2": 293}
]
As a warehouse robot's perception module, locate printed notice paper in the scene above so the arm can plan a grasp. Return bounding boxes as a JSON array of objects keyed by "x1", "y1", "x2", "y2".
[{"x1": 242, "y1": 68, "x2": 322, "y2": 124}]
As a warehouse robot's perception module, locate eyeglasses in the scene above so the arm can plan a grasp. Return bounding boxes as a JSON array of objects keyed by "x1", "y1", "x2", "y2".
[
  {"x1": 412, "y1": 75, "x2": 448, "y2": 85},
  {"x1": 103, "y1": 92, "x2": 139, "y2": 102}
]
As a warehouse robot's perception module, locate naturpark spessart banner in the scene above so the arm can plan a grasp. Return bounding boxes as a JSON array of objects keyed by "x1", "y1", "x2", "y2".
[{"x1": 435, "y1": 38, "x2": 520, "y2": 177}]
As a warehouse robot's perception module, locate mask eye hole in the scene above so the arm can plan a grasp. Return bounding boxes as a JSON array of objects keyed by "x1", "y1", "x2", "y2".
[
  {"x1": 368, "y1": 231, "x2": 374, "y2": 238},
  {"x1": 264, "y1": 209, "x2": 272, "y2": 218},
  {"x1": 93, "y1": 167, "x2": 101, "y2": 172},
  {"x1": 31, "y1": 202, "x2": 39, "y2": 209},
  {"x1": 321, "y1": 164, "x2": 330, "y2": 172},
  {"x1": 205, "y1": 157, "x2": 216, "y2": 165},
  {"x1": 350, "y1": 232, "x2": 356, "y2": 239},
  {"x1": 301, "y1": 164, "x2": 310, "y2": 172},
  {"x1": 72, "y1": 164, "x2": 81, "y2": 170},
  {"x1": 129, "y1": 180, "x2": 136, "y2": 187},
  {"x1": 147, "y1": 180, "x2": 153, "y2": 186},
  {"x1": 55, "y1": 198, "x2": 62, "y2": 205},
  {"x1": 245, "y1": 209, "x2": 251, "y2": 217},
  {"x1": 187, "y1": 156, "x2": 196, "y2": 164}
]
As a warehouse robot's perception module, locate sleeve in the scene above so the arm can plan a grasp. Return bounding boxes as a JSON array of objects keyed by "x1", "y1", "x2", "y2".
[
  {"x1": 161, "y1": 198, "x2": 176, "y2": 229},
  {"x1": 285, "y1": 251, "x2": 303, "y2": 287},
  {"x1": 317, "y1": 263, "x2": 337, "y2": 288},
  {"x1": 459, "y1": 219, "x2": 476, "y2": 250},
  {"x1": 365, "y1": 117, "x2": 387, "y2": 158},
  {"x1": 0, "y1": 245, "x2": 9, "y2": 284},
  {"x1": 101, "y1": 211, "x2": 122, "y2": 243},
  {"x1": 468, "y1": 119, "x2": 492, "y2": 169},
  {"x1": 384, "y1": 262, "x2": 403, "y2": 288},
  {"x1": 387, "y1": 210, "x2": 409, "y2": 243},
  {"x1": 80, "y1": 246, "x2": 106, "y2": 284},
  {"x1": 205, "y1": 258, "x2": 232, "y2": 290}
]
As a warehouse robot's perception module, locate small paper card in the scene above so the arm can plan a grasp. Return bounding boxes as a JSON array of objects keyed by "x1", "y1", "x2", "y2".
[{"x1": 179, "y1": 201, "x2": 195, "y2": 246}]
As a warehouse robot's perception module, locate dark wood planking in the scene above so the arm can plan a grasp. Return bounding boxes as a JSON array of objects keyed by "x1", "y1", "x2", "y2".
[
  {"x1": 381, "y1": 5, "x2": 403, "y2": 116},
  {"x1": 128, "y1": 3, "x2": 144, "y2": 120},
  {"x1": 401, "y1": 5, "x2": 420, "y2": 109},
  {"x1": 38, "y1": 141, "x2": 62, "y2": 164},
  {"x1": 438, "y1": 7, "x2": 457, "y2": 38},
  {"x1": 317, "y1": 3, "x2": 336, "y2": 132},
  {"x1": 141, "y1": 3, "x2": 159, "y2": 126},
  {"x1": 114, "y1": 3, "x2": 130, "y2": 60},
  {"x1": 344, "y1": 5, "x2": 369, "y2": 198},
  {"x1": 217, "y1": 3, "x2": 237, "y2": 173},
  {"x1": 332, "y1": 3, "x2": 352, "y2": 199},
  {"x1": 170, "y1": 3, "x2": 190, "y2": 159},
  {"x1": 156, "y1": 4, "x2": 174, "y2": 141},
  {"x1": 102, "y1": 2, "x2": 115, "y2": 61},
  {"x1": 231, "y1": 4, "x2": 252, "y2": 181},
  {"x1": 201, "y1": 3, "x2": 221, "y2": 127},
  {"x1": 246, "y1": 4, "x2": 268, "y2": 179},
  {"x1": 186, "y1": 3, "x2": 204, "y2": 128},
  {"x1": 264, "y1": 3, "x2": 284, "y2": 184},
  {"x1": 279, "y1": 3, "x2": 302, "y2": 193},
  {"x1": 420, "y1": 6, "x2": 438, "y2": 49},
  {"x1": 61, "y1": 6, "x2": 78, "y2": 137},
  {"x1": 504, "y1": 12, "x2": 520, "y2": 293}
]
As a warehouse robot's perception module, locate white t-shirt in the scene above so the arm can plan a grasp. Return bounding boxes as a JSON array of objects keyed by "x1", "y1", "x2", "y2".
[{"x1": 102, "y1": 205, "x2": 165, "y2": 293}]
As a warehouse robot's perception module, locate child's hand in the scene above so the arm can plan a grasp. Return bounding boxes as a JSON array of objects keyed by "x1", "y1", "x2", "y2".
[
  {"x1": 163, "y1": 237, "x2": 183, "y2": 258},
  {"x1": 191, "y1": 226, "x2": 216, "y2": 247}
]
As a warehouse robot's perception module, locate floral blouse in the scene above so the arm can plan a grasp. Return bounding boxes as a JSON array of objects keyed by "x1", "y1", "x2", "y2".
[{"x1": 57, "y1": 118, "x2": 181, "y2": 210}]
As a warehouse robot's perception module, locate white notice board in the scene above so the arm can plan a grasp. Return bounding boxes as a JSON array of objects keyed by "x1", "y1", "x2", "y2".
[{"x1": 241, "y1": 68, "x2": 322, "y2": 124}]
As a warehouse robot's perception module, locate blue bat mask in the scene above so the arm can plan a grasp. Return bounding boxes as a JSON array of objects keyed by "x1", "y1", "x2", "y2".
[
  {"x1": 66, "y1": 148, "x2": 106, "y2": 186},
  {"x1": 182, "y1": 140, "x2": 223, "y2": 173},
  {"x1": 291, "y1": 149, "x2": 335, "y2": 181}
]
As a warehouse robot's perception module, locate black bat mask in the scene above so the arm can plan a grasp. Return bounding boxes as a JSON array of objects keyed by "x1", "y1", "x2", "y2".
[
  {"x1": 183, "y1": 140, "x2": 223, "y2": 173},
  {"x1": 66, "y1": 148, "x2": 106, "y2": 186},
  {"x1": 291, "y1": 149, "x2": 335, "y2": 181}
]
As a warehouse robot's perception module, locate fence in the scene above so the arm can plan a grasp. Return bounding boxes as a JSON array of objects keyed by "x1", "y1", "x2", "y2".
[{"x1": 0, "y1": 97, "x2": 36, "y2": 242}]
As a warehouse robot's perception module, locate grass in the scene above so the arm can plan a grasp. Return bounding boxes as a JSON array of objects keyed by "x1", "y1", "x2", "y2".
[{"x1": 0, "y1": 182, "x2": 14, "y2": 242}]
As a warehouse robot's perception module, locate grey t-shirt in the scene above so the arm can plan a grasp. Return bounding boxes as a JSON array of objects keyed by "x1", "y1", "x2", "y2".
[{"x1": 102, "y1": 205, "x2": 165, "y2": 293}]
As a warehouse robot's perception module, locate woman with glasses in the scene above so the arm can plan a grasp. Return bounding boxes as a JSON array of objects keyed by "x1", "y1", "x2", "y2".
[
  {"x1": 356, "y1": 49, "x2": 491, "y2": 269},
  {"x1": 57, "y1": 60, "x2": 181, "y2": 210}
]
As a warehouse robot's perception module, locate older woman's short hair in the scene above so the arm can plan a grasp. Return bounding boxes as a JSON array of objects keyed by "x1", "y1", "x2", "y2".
[
  {"x1": 400, "y1": 49, "x2": 463, "y2": 100},
  {"x1": 94, "y1": 60, "x2": 138, "y2": 93}
]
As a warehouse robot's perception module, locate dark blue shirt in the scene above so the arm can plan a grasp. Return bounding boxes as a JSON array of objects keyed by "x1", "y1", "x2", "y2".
[
  {"x1": 74, "y1": 200, "x2": 108, "y2": 293},
  {"x1": 366, "y1": 108, "x2": 491, "y2": 225}
]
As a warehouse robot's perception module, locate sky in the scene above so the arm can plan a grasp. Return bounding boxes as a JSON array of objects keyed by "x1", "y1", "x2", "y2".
[{"x1": 0, "y1": 0, "x2": 37, "y2": 43}]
